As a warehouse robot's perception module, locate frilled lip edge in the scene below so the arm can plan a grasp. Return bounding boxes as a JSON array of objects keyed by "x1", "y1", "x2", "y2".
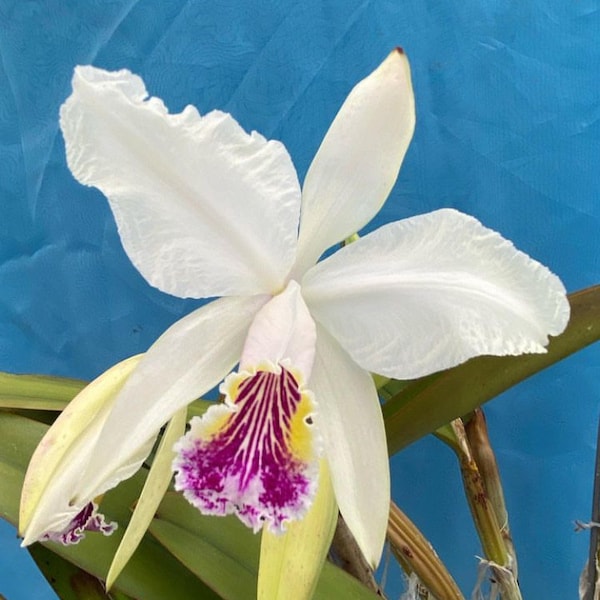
[
  {"x1": 37, "y1": 501, "x2": 117, "y2": 545},
  {"x1": 173, "y1": 364, "x2": 320, "y2": 533}
]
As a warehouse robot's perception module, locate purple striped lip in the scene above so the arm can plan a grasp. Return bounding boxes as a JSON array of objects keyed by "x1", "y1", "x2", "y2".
[
  {"x1": 173, "y1": 363, "x2": 319, "y2": 532},
  {"x1": 40, "y1": 501, "x2": 117, "y2": 545}
]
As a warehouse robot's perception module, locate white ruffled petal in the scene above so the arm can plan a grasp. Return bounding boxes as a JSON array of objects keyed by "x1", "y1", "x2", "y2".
[
  {"x1": 310, "y1": 325, "x2": 390, "y2": 568},
  {"x1": 293, "y1": 49, "x2": 415, "y2": 276},
  {"x1": 61, "y1": 66, "x2": 301, "y2": 298},
  {"x1": 303, "y1": 209, "x2": 570, "y2": 380},
  {"x1": 80, "y1": 294, "x2": 268, "y2": 499}
]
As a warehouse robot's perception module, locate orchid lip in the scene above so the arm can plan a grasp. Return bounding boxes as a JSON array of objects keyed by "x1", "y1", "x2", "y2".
[
  {"x1": 39, "y1": 501, "x2": 117, "y2": 546},
  {"x1": 173, "y1": 362, "x2": 320, "y2": 533}
]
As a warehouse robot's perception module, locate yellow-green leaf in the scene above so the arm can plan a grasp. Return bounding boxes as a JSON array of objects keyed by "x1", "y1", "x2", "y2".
[
  {"x1": 258, "y1": 460, "x2": 337, "y2": 600},
  {"x1": 0, "y1": 371, "x2": 86, "y2": 410},
  {"x1": 106, "y1": 406, "x2": 187, "y2": 590}
]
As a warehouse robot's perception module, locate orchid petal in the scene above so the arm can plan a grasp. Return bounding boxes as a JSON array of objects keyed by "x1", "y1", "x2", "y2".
[
  {"x1": 293, "y1": 49, "x2": 415, "y2": 275},
  {"x1": 60, "y1": 66, "x2": 301, "y2": 298},
  {"x1": 80, "y1": 294, "x2": 268, "y2": 507},
  {"x1": 304, "y1": 209, "x2": 570, "y2": 380},
  {"x1": 310, "y1": 326, "x2": 389, "y2": 568},
  {"x1": 258, "y1": 460, "x2": 337, "y2": 600},
  {"x1": 105, "y1": 406, "x2": 187, "y2": 591},
  {"x1": 240, "y1": 280, "x2": 316, "y2": 379},
  {"x1": 20, "y1": 355, "x2": 144, "y2": 545}
]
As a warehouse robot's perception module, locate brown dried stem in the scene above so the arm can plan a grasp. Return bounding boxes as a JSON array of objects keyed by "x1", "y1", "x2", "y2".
[{"x1": 387, "y1": 501, "x2": 464, "y2": 600}]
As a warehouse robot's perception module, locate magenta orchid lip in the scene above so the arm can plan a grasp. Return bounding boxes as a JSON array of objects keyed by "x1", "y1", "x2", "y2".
[
  {"x1": 40, "y1": 501, "x2": 116, "y2": 546},
  {"x1": 173, "y1": 365, "x2": 319, "y2": 533}
]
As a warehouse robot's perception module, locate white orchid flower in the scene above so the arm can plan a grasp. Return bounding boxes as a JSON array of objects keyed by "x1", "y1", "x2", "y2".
[{"x1": 19, "y1": 49, "x2": 569, "y2": 569}]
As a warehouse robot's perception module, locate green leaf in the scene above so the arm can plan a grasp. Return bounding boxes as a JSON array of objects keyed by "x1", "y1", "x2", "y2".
[
  {"x1": 29, "y1": 543, "x2": 134, "y2": 600},
  {"x1": 315, "y1": 563, "x2": 381, "y2": 600},
  {"x1": 383, "y1": 285, "x2": 600, "y2": 455},
  {"x1": 150, "y1": 491, "x2": 380, "y2": 600},
  {"x1": 258, "y1": 460, "x2": 338, "y2": 600},
  {"x1": 0, "y1": 412, "x2": 46, "y2": 524},
  {"x1": 0, "y1": 411, "x2": 223, "y2": 600},
  {"x1": 0, "y1": 372, "x2": 86, "y2": 411},
  {"x1": 149, "y1": 492, "x2": 260, "y2": 598}
]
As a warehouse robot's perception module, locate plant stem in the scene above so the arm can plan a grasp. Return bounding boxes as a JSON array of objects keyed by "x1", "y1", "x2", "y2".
[
  {"x1": 438, "y1": 418, "x2": 522, "y2": 599},
  {"x1": 387, "y1": 501, "x2": 464, "y2": 600},
  {"x1": 330, "y1": 514, "x2": 385, "y2": 597}
]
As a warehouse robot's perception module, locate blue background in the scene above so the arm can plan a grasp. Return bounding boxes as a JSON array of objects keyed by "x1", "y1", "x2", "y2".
[{"x1": 1, "y1": 1, "x2": 598, "y2": 598}]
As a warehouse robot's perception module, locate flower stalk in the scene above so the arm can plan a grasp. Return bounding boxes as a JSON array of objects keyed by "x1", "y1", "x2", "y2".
[
  {"x1": 387, "y1": 500, "x2": 464, "y2": 600},
  {"x1": 580, "y1": 414, "x2": 600, "y2": 600},
  {"x1": 438, "y1": 418, "x2": 521, "y2": 599},
  {"x1": 465, "y1": 409, "x2": 518, "y2": 577},
  {"x1": 330, "y1": 514, "x2": 383, "y2": 596}
]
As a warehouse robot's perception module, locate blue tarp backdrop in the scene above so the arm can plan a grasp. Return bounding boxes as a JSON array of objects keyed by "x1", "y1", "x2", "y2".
[{"x1": 1, "y1": 1, "x2": 599, "y2": 598}]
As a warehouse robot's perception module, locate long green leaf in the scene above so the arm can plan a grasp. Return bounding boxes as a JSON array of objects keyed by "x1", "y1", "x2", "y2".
[
  {"x1": 0, "y1": 411, "x2": 220, "y2": 600},
  {"x1": 0, "y1": 372, "x2": 86, "y2": 410},
  {"x1": 383, "y1": 285, "x2": 600, "y2": 455},
  {"x1": 150, "y1": 492, "x2": 379, "y2": 600},
  {"x1": 149, "y1": 518, "x2": 258, "y2": 599},
  {"x1": 29, "y1": 544, "x2": 135, "y2": 600}
]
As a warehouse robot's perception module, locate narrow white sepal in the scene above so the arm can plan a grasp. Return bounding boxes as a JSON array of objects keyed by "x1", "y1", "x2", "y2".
[
  {"x1": 310, "y1": 325, "x2": 390, "y2": 568},
  {"x1": 293, "y1": 49, "x2": 415, "y2": 276}
]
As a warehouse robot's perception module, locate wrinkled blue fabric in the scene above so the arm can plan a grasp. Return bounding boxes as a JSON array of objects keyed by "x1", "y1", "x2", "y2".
[{"x1": 1, "y1": 2, "x2": 599, "y2": 598}]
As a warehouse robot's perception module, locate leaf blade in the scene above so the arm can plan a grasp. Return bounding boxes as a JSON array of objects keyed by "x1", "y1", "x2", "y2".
[{"x1": 258, "y1": 460, "x2": 338, "y2": 600}]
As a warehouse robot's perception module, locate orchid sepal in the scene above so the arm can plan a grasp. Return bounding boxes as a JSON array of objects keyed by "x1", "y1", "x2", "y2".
[{"x1": 293, "y1": 48, "x2": 416, "y2": 276}]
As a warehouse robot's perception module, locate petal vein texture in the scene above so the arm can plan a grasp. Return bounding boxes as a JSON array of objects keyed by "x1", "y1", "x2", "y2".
[
  {"x1": 303, "y1": 209, "x2": 570, "y2": 380},
  {"x1": 60, "y1": 66, "x2": 301, "y2": 298}
]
